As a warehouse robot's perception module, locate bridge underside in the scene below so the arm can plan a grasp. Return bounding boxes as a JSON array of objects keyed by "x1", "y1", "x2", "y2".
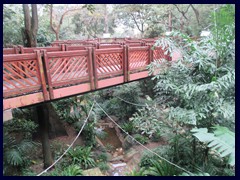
[{"x1": 3, "y1": 71, "x2": 150, "y2": 110}]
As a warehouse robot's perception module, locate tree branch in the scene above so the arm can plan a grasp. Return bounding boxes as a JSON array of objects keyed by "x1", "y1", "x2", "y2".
[
  {"x1": 190, "y1": 4, "x2": 200, "y2": 25},
  {"x1": 57, "y1": 8, "x2": 82, "y2": 31},
  {"x1": 173, "y1": 4, "x2": 190, "y2": 20},
  {"x1": 50, "y1": 4, "x2": 58, "y2": 35},
  {"x1": 130, "y1": 13, "x2": 144, "y2": 33}
]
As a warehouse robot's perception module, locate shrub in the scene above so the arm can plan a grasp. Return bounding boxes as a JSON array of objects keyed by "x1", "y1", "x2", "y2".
[
  {"x1": 122, "y1": 121, "x2": 135, "y2": 135},
  {"x1": 98, "y1": 162, "x2": 110, "y2": 172},
  {"x1": 144, "y1": 159, "x2": 180, "y2": 176},
  {"x1": 133, "y1": 134, "x2": 148, "y2": 144},
  {"x1": 125, "y1": 168, "x2": 146, "y2": 176},
  {"x1": 67, "y1": 146, "x2": 96, "y2": 169},
  {"x1": 98, "y1": 153, "x2": 109, "y2": 162}
]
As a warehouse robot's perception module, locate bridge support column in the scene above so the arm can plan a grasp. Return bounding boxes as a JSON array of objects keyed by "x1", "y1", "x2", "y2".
[
  {"x1": 3, "y1": 109, "x2": 13, "y2": 122},
  {"x1": 36, "y1": 104, "x2": 53, "y2": 169}
]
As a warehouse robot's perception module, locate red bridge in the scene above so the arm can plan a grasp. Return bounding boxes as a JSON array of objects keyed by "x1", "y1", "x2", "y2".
[{"x1": 3, "y1": 38, "x2": 172, "y2": 110}]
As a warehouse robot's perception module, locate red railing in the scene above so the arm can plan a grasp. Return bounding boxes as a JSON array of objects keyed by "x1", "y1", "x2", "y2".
[
  {"x1": 3, "y1": 51, "x2": 48, "y2": 100},
  {"x1": 3, "y1": 38, "x2": 171, "y2": 110},
  {"x1": 3, "y1": 46, "x2": 19, "y2": 55}
]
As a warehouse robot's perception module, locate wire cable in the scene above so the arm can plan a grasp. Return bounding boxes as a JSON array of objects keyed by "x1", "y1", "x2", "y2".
[
  {"x1": 116, "y1": 96, "x2": 149, "y2": 107},
  {"x1": 37, "y1": 101, "x2": 95, "y2": 176},
  {"x1": 116, "y1": 96, "x2": 171, "y2": 107},
  {"x1": 95, "y1": 101, "x2": 193, "y2": 175}
]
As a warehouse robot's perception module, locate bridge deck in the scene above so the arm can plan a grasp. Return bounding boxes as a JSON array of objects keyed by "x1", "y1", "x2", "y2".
[{"x1": 3, "y1": 42, "x2": 179, "y2": 110}]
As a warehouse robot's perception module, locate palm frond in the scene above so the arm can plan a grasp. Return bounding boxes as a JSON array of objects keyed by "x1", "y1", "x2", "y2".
[{"x1": 191, "y1": 126, "x2": 235, "y2": 166}]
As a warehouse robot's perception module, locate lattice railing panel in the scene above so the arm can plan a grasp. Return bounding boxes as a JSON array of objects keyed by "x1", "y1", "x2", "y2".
[
  {"x1": 96, "y1": 53, "x2": 123, "y2": 75},
  {"x1": 3, "y1": 60, "x2": 41, "y2": 96},
  {"x1": 48, "y1": 56, "x2": 89, "y2": 84},
  {"x1": 129, "y1": 50, "x2": 148, "y2": 70},
  {"x1": 153, "y1": 48, "x2": 166, "y2": 61}
]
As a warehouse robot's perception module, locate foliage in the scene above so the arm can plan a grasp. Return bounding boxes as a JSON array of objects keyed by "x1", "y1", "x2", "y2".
[
  {"x1": 97, "y1": 153, "x2": 109, "y2": 162},
  {"x1": 151, "y1": 130, "x2": 162, "y2": 142},
  {"x1": 3, "y1": 4, "x2": 24, "y2": 47},
  {"x1": 139, "y1": 146, "x2": 170, "y2": 168},
  {"x1": 144, "y1": 4, "x2": 235, "y2": 176},
  {"x1": 98, "y1": 162, "x2": 110, "y2": 172},
  {"x1": 144, "y1": 159, "x2": 179, "y2": 176},
  {"x1": 133, "y1": 134, "x2": 148, "y2": 144},
  {"x1": 22, "y1": 169, "x2": 38, "y2": 176},
  {"x1": 46, "y1": 165, "x2": 83, "y2": 176},
  {"x1": 191, "y1": 126, "x2": 235, "y2": 166},
  {"x1": 96, "y1": 83, "x2": 141, "y2": 120},
  {"x1": 67, "y1": 146, "x2": 96, "y2": 169},
  {"x1": 138, "y1": 79, "x2": 157, "y2": 98},
  {"x1": 114, "y1": 4, "x2": 159, "y2": 36},
  {"x1": 95, "y1": 127, "x2": 107, "y2": 140},
  {"x1": 149, "y1": 18, "x2": 235, "y2": 132},
  {"x1": 73, "y1": 4, "x2": 116, "y2": 38},
  {"x1": 37, "y1": 16, "x2": 55, "y2": 47},
  {"x1": 121, "y1": 121, "x2": 135, "y2": 135},
  {"x1": 3, "y1": 110, "x2": 39, "y2": 176},
  {"x1": 125, "y1": 168, "x2": 146, "y2": 176},
  {"x1": 105, "y1": 143, "x2": 114, "y2": 152},
  {"x1": 4, "y1": 118, "x2": 38, "y2": 139},
  {"x1": 74, "y1": 120, "x2": 97, "y2": 147},
  {"x1": 180, "y1": 172, "x2": 210, "y2": 176},
  {"x1": 3, "y1": 130, "x2": 37, "y2": 175},
  {"x1": 130, "y1": 105, "x2": 163, "y2": 138},
  {"x1": 61, "y1": 165, "x2": 83, "y2": 176},
  {"x1": 52, "y1": 97, "x2": 82, "y2": 124},
  {"x1": 139, "y1": 146, "x2": 180, "y2": 176}
]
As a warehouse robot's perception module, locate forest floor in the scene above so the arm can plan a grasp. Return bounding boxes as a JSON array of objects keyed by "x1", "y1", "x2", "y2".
[{"x1": 29, "y1": 121, "x2": 168, "y2": 176}]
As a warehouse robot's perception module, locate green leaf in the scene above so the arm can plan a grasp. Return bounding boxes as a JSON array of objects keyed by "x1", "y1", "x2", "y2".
[{"x1": 191, "y1": 126, "x2": 235, "y2": 166}]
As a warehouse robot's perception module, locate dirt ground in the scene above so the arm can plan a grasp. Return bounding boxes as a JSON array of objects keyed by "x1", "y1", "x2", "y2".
[
  {"x1": 30, "y1": 121, "x2": 168, "y2": 176},
  {"x1": 29, "y1": 121, "x2": 84, "y2": 174}
]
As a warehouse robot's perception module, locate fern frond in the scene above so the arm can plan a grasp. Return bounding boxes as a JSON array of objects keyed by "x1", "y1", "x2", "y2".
[
  {"x1": 6, "y1": 149, "x2": 23, "y2": 166},
  {"x1": 191, "y1": 126, "x2": 235, "y2": 166}
]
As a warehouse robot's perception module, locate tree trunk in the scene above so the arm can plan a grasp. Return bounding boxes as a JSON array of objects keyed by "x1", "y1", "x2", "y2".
[
  {"x1": 22, "y1": 4, "x2": 67, "y2": 169},
  {"x1": 31, "y1": 4, "x2": 38, "y2": 47},
  {"x1": 55, "y1": 32, "x2": 59, "y2": 41},
  {"x1": 22, "y1": 4, "x2": 38, "y2": 47},
  {"x1": 104, "y1": 4, "x2": 109, "y2": 33},
  {"x1": 36, "y1": 104, "x2": 53, "y2": 169}
]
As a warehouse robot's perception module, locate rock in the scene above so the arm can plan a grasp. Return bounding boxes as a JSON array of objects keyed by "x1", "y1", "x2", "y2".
[
  {"x1": 110, "y1": 155, "x2": 124, "y2": 162},
  {"x1": 104, "y1": 115, "x2": 119, "y2": 123},
  {"x1": 82, "y1": 167, "x2": 105, "y2": 176},
  {"x1": 123, "y1": 149, "x2": 138, "y2": 162},
  {"x1": 111, "y1": 163, "x2": 127, "y2": 168},
  {"x1": 113, "y1": 172, "x2": 119, "y2": 176}
]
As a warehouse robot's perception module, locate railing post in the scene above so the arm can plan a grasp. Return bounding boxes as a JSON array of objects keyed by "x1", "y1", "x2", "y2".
[
  {"x1": 35, "y1": 50, "x2": 50, "y2": 101},
  {"x1": 42, "y1": 50, "x2": 54, "y2": 99},
  {"x1": 65, "y1": 44, "x2": 68, "y2": 51},
  {"x1": 18, "y1": 45, "x2": 24, "y2": 54},
  {"x1": 13, "y1": 45, "x2": 19, "y2": 54},
  {"x1": 87, "y1": 48, "x2": 95, "y2": 91},
  {"x1": 148, "y1": 45, "x2": 153, "y2": 64},
  {"x1": 92, "y1": 47, "x2": 98, "y2": 89},
  {"x1": 17, "y1": 45, "x2": 26, "y2": 77},
  {"x1": 126, "y1": 45, "x2": 130, "y2": 82},
  {"x1": 61, "y1": 44, "x2": 65, "y2": 51},
  {"x1": 123, "y1": 45, "x2": 128, "y2": 83}
]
